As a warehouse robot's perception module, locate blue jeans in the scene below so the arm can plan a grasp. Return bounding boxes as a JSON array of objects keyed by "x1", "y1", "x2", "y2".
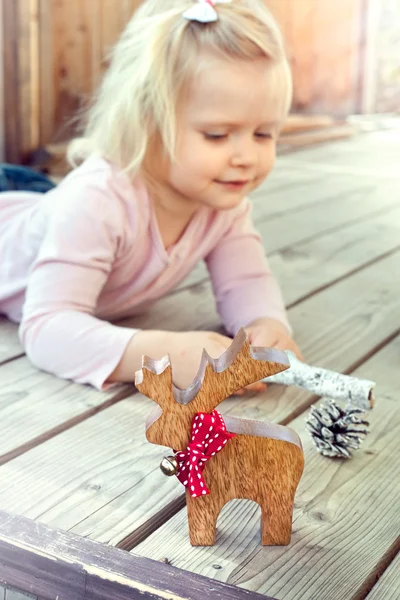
[{"x1": 0, "y1": 164, "x2": 55, "y2": 194}]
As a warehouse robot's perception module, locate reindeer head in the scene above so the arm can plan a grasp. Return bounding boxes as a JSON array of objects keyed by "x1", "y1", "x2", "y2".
[{"x1": 135, "y1": 328, "x2": 290, "y2": 450}]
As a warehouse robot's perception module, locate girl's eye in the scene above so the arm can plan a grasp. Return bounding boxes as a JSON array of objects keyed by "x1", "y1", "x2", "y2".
[
  {"x1": 256, "y1": 132, "x2": 273, "y2": 139},
  {"x1": 204, "y1": 133, "x2": 228, "y2": 141}
]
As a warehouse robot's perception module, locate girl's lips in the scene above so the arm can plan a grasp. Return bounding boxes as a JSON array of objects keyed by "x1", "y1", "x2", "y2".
[{"x1": 216, "y1": 180, "x2": 250, "y2": 188}]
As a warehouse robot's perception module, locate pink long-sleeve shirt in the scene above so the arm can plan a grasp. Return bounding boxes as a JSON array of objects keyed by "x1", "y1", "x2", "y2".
[{"x1": 0, "y1": 157, "x2": 290, "y2": 389}]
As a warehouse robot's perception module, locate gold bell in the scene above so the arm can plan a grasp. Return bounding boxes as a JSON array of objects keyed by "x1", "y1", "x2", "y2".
[{"x1": 160, "y1": 455, "x2": 179, "y2": 476}]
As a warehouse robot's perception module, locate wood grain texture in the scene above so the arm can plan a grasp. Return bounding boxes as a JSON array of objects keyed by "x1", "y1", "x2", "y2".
[
  {"x1": 0, "y1": 510, "x2": 275, "y2": 600},
  {"x1": 0, "y1": 356, "x2": 130, "y2": 461},
  {"x1": 2, "y1": 0, "x2": 20, "y2": 163},
  {"x1": 365, "y1": 552, "x2": 400, "y2": 600},
  {"x1": 0, "y1": 397, "x2": 185, "y2": 545},
  {"x1": 2, "y1": 0, "x2": 39, "y2": 162},
  {"x1": 133, "y1": 335, "x2": 400, "y2": 600},
  {"x1": 136, "y1": 331, "x2": 303, "y2": 546}
]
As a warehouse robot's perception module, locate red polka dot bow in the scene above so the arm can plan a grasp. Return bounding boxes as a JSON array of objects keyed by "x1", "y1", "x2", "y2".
[{"x1": 174, "y1": 410, "x2": 235, "y2": 498}]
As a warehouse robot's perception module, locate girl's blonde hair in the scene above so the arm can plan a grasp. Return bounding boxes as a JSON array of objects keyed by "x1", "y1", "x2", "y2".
[{"x1": 68, "y1": 0, "x2": 292, "y2": 175}]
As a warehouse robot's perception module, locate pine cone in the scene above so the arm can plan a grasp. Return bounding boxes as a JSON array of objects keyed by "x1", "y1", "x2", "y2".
[{"x1": 306, "y1": 399, "x2": 369, "y2": 458}]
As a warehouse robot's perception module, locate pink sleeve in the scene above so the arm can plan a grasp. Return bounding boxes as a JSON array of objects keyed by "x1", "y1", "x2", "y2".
[
  {"x1": 205, "y1": 198, "x2": 292, "y2": 335},
  {"x1": 19, "y1": 181, "x2": 138, "y2": 390}
]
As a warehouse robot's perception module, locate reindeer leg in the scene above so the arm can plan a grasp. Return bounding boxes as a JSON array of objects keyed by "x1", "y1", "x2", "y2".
[
  {"x1": 186, "y1": 492, "x2": 225, "y2": 546},
  {"x1": 261, "y1": 491, "x2": 294, "y2": 546}
]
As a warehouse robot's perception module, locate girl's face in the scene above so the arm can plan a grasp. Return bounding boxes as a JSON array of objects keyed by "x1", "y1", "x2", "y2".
[{"x1": 152, "y1": 51, "x2": 290, "y2": 214}]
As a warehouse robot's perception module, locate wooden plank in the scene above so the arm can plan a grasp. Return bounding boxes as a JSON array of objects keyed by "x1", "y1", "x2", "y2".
[
  {"x1": 0, "y1": 395, "x2": 186, "y2": 544},
  {"x1": 271, "y1": 207, "x2": 400, "y2": 307},
  {"x1": 0, "y1": 357, "x2": 132, "y2": 462},
  {"x1": 251, "y1": 174, "x2": 398, "y2": 230},
  {"x1": 0, "y1": 511, "x2": 273, "y2": 600},
  {"x1": 0, "y1": 252, "x2": 398, "y2": 546},
  {"x1": 133, "y1": 335, "x2": 400, "y2": 600},
  {"x1": 365, "y1": 553, "x2": 400, "y2": 600},
  {"x1": 280, "y1": 130, "x2": 400, "y2": 179}
]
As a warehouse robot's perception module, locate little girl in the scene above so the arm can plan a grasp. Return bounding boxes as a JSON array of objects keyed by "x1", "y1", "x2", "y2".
[{"x1": 0, "y1": 0, "x2": 302, "y2": 392}]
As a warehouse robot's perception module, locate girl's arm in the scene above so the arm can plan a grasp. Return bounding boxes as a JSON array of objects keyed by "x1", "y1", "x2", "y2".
[
  {"x1": 204, "y1": 197, "x2": 291, "y2": 336},
  {"x1": 20, "y1": 181, "x2": 139, "y2": 390}
]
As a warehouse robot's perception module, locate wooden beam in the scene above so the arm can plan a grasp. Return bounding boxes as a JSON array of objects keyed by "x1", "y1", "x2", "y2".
[
  {"x1": 2, "y1": 0, "x2": 19, "y2": 163},
  {"x1": 2, "y1": 0, "x2": 40, "y2": 163},
  {"x1": 358, "y1": 0, "x2": 382, "y2": 113},
  {"x1": 0, "y1": 510, "x2": 275, "y2": 600}
]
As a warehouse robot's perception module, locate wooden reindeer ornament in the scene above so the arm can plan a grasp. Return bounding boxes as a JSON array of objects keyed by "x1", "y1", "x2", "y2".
[{"x1": 135, "y1": 328, "x2": 304, "y2": 546}]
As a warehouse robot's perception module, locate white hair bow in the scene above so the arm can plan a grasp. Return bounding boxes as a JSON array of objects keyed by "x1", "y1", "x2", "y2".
[{"x1": 182, "y1": 0, "x2": 232, "y2": 24}]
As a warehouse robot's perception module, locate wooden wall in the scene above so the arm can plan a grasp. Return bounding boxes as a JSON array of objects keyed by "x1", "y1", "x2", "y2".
[
  {"x1": 266, "y1": 0, "x2": 363, "y2": 115},
  {"x1": 2, "y1": 0, "x2": 366, "y2": 163}
]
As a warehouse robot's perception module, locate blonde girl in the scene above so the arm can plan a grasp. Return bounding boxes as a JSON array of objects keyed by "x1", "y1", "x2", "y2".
[{"x1": 0, "y1": 0, "x2": 302, "y2": 391}]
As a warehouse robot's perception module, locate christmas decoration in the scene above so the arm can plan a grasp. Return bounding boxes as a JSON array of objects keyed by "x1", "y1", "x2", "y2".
[
  {"x1": 172, "y1": 410, "x2": 235, "y2": 497},
  {"x1": 265, "y1": 351, "x2": 375, "y2": 411},
  {"x1": 306, "y1": 399, "x2": 369, "y2": 458},
  {"x1": 135, "y1": 328, "x2": 304, "y2": 546}
]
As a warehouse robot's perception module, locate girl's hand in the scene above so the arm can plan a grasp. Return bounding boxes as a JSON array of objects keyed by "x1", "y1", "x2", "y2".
[
  {"x1": 244, "y1": 317, "x2": 303, "y2": 360},
  {"x1": 166, "y1": 330, "x2": 266, "y2": 395}
]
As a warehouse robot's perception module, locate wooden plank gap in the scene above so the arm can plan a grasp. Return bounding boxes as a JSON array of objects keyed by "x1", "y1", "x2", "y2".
[
  {"x1": 286, "y1": 245, "x2": 400, "y2": 310},
  {"x1": 353, "y1": 537, "x2": 400, "y2": 600},
  {"x1": 258, "y1": 199, "x2": 400, "y2": 256},
  {"x1": 0, "y1": 384, "x2": 136, "y2": 466},
  {"x1": 0, "y1": 354, "x2": 26, "y2": 368},
  {"x1": 116, "y1": 494, "x2": 187, "y2": 551}
]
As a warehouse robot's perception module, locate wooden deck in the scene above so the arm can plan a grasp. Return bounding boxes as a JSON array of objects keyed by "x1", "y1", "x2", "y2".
[{"x1": 1, "y1": 129, "x2": 399, "y2": 600}]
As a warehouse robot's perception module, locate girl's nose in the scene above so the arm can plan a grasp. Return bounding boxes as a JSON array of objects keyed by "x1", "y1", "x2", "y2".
[{"x1": 230, "y1": 139, "x2": 257, "y2": 168}]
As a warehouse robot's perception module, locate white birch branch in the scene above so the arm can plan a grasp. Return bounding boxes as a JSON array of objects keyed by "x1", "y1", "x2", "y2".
[{"x1": 263, "y1": 351, "x2": 375, "y2": 411}]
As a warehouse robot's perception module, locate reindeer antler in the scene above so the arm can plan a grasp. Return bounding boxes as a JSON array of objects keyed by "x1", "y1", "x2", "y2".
[
  {"x1": 135, "y1": 329, "x2": 290, "y2": 449},
  {"x1": 135, "y1": 354, "x2": 174, "y2": 410},
  {"x1": 191, "y1": 328, "x2": 290, "y2": 413}
]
